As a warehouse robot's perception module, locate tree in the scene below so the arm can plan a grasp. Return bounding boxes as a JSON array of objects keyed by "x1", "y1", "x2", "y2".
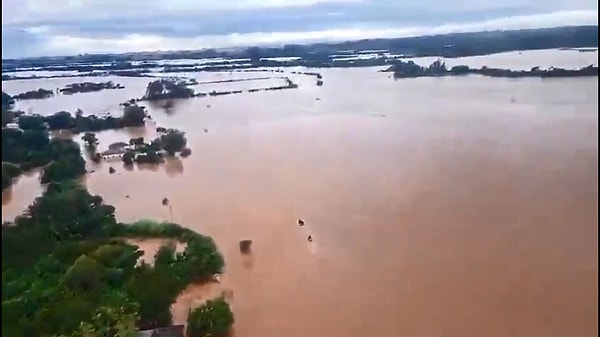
[
  {"x1": 143, "y1": 79, "x2": 194, "y2": 100},
  {"x1": 126, "y1": 267, "x2": 178, "y2": 330},
  {"x1": 41, "y1": 154, "x2": 86, "y2": 184},
  {"x1": 63, "y1": 255, "x2": 105, "y2": 294},
  {"x1": 181, "y1": 237, "x2": 224, "y2": 281},
  {"x1": 122, "y1": 150, "x2": 135, "y2": 166},
  {"x1": 186, "y1": 297, "x2": 234, "y2": 337},
  {"x1": 82, "y1": 132, "x2": 99, "y2": 151},
  {"x1": 78, "y1": 290, "x2": 140, "y2": 337},
  {"x1": 46, "y1": 111, "x2": 75, "y2": 130},
  {"x1": 18, "y1": 114, "x2": 46, "y2": 130},
  {"x1": 90, "y1": 244, "x2": 142, "y2": 271},
  {"x1": 154, "y1": 243, "x2": 177, "y2": 267},
  {"x1": 159, "y1": 129, "x2": 187, "y2": 156},
  {"x1": 122, "y1": 105, "x2": 146, "y2": 127}
]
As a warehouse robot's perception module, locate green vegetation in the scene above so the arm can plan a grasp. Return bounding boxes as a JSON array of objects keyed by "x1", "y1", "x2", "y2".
[
  {"x1": 187, "y1": 297, "x2": 235, "y2": 337},
  {"x1": 13, "y1": 88, "x2": 55, "y2": 100},
  {"x1": 82, "y1": 132, "x2": 99, "y2": 152},
  {"x1": 2, "y1": 182, "x2": 229, "y2": 336},
  {"x1": 40, "y1": 153, "x2": 86, "y2": 184},
  {"x1": 388, "y1": 59, "x2": 599, "y2": 79},
  {"x1": 159, "y1": 129, "x2": 187, "y2": 156},
  {"x1": 3, "y1": 104, "x2": 147, "y2": 134},
  {"x1": 0, "y1": 93, "x2": 150, "y2": 190},
  {"x1": 142, "y1": 79, "x2": 195, "y2": 100},
  {"x1": 59, "y1": 81, "x2": 124, "y2": 95},
  {"x1": 43, "y1": 105, "x2": 146, "y2": 132},
  {"x1": 2, "y1": 125, "x2": 86, "y2": 187},
  {"x1": 119, "y1": 129, "x2": 189, "y2": 166}
]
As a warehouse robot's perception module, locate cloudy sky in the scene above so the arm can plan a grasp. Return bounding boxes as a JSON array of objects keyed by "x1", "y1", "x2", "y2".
[{"x1": 1, "y1": 0, "x2": 597, "y2": 58}]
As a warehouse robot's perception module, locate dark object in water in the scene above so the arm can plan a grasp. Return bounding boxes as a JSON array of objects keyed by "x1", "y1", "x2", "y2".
[
  {"x1": 108, "y1": 167, "x2": 116, "y2": 174},
  {"x1": 203, "y1": 128, "x2": 208, "y2": 133},
  {"x1": 298, "y1": 219, "x2": 305, "y2": 226},
  {"x1": 239, "y1": 240, "x2": 253, "y2": 254},
  {"x1": 308, "y1": 235, "x2": 313, "y2": 242},
  {"x1": 162, "y1": 197, "x2": 169, "y2": 206},
  {"x1": 180, "y1": 148, "x2": 192, "y2": 158},
  {"x1": 108, "y1": 141, "x2": 128, "y2": 150}
]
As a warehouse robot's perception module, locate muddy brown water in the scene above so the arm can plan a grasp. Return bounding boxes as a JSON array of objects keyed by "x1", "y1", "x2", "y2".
[{"x1": 2, "y1": 50, "x2": 598, "y2": 337}]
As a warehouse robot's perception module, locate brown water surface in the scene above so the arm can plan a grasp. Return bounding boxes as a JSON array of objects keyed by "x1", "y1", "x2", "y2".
[{"x1": 2, "y1": 55, "x2": 598, "y2": 337}]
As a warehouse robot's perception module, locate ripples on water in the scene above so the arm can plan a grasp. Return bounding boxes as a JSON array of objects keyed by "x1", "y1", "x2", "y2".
[{"x1": 2, "y1": 49, "x2": 598, "y2": 337}]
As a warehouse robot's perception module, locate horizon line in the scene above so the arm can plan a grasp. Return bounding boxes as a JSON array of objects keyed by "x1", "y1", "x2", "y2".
[{"x1": 3, "y1": 24, "x2": 598, "y2": 61}]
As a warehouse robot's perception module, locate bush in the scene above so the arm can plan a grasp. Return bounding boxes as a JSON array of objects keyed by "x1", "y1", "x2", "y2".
[{"x1": 186, "y1": 297, "x2": 234, "y2": 337}]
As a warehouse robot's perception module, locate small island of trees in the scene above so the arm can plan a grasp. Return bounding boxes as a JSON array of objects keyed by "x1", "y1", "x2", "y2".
[
  {"x1": 386, "y1": 59, "x2": 599, "y2": 79},
  {"x1": 12, "y1": 88, "x2": 55, "y2": 100},
  {"x1": 59, "y1": 81, "x2": 125, "y2": 95},
  {"x1": 142, "y1": 79, "x2": 195, "y2": 100}
]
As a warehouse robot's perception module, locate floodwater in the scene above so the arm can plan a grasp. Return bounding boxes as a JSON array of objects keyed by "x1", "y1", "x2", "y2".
[{"x1": 2, "y1": 49, "x2": 598, "y2": 337}]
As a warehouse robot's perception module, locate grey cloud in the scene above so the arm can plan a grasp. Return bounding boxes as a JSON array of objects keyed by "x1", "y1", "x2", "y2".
[{"x1": 1, "y1": 0, "x2": 597, "y2": 58}]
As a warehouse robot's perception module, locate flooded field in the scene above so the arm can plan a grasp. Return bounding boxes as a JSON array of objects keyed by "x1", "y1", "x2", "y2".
[{"x1": 2, "y1": 49, "x2": 598, "y2": 337}]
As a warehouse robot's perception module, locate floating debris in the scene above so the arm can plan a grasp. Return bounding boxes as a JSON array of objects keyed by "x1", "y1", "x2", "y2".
[
  {"x1": 108, "y1": 167, "x2": 116, "y2": 174},
  {"x1": 298, "y1": 219, "x2": 305, "y2": 226},
  {"x1": 161, "y1": 197, "x2": 169, "y2": 206},
  {"x1": 308, "y1": 235, "x2": 313, "y2": 242},
  {"x1": 239, "y1": 240, "x2": 253, "y2": 254}
]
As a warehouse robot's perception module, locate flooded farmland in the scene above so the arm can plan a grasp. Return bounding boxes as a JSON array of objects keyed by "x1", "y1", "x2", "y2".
[{"x1": 2, "y1": 49, "x2": 598, "y2": 337}]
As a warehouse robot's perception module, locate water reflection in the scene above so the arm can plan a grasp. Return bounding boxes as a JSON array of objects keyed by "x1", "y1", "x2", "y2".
[
  {"x1": 164, "y1": 157, "x2": 184, "y2": 176},
  {"x1": 137, "y1": 163, "x2": 160, "y2": 172}
]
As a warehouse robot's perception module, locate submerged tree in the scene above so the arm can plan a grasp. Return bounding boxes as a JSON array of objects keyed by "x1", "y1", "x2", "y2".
[
  {"x1": 159, "y1": 129, "x2": 187, "y2": 156},
  {"x1": 82, "y1": 132, "x2": 99, "y2": 151},
  {"x1": 122, "y1": 105, "x2": 146, "y2": 127}
]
